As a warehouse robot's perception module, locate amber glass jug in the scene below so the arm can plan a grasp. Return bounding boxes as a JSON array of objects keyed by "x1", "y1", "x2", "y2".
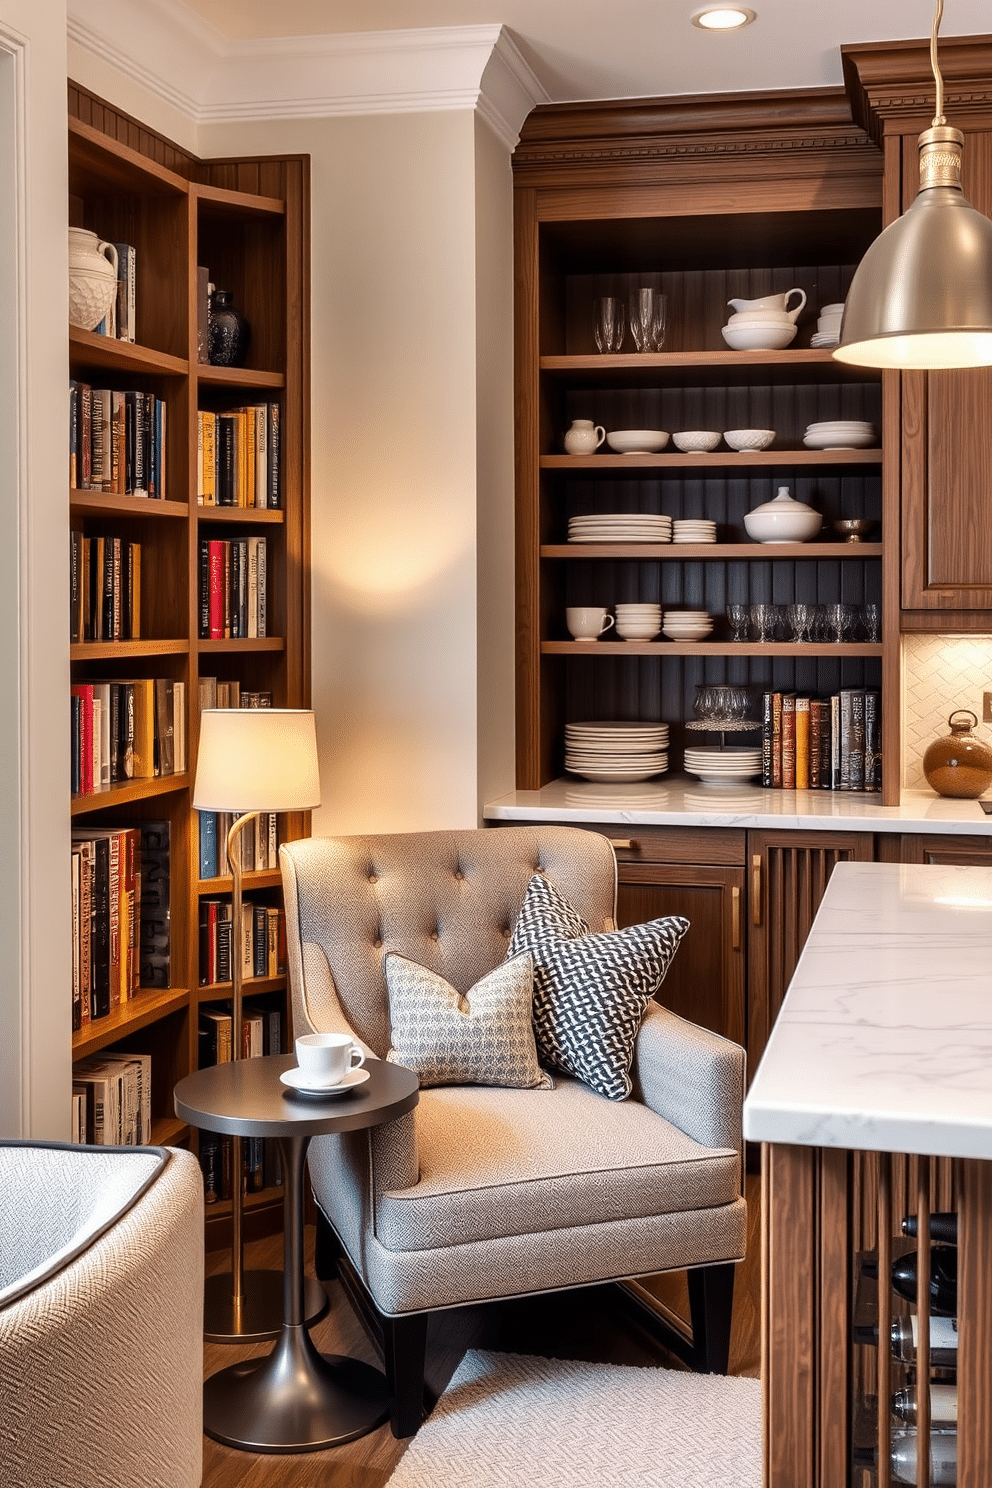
[{"x1": 922, "y1": 709, "x2": 992, "y2": 798}]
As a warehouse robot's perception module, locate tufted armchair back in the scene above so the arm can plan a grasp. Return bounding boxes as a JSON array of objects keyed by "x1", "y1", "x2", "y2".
[{"x1": 279, "y1": 826, "x2": 618, "y2": 1057}]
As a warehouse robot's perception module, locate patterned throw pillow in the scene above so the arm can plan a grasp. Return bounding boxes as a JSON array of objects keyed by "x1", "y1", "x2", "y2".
[
  {"x1": 384, "y1": 950, "x2": 553, "y2": 1090},
  {"x1": 508, "y1": 872, "x2": 689, "y2": 1101}
]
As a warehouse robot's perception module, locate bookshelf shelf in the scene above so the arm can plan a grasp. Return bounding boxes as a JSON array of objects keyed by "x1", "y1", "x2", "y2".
[
  {"x1": 71, "y1": 773, "x2": 191, "y2": 816},
  {"x1": 72, "y1": 986, "x2": 191, "y2": 1059},
  {"x1": 198, "y1": 869, "x2": 283, "y2": 893},
  {"x1": 71, "y1": 639, "x2": 190, "y2": 661},
  {"x1": 540, "y1": 542, "x2": 884, "y2": 560},
  {"x1": 197, "y1": 637, "x2": 286, "y2": 654},
  {"x1": 541, "y1": 449, "x2": 882, "y2": 471},
  {"x1": 69, "y1": 328, "x2": 188, "y2": 377},
  {"x1": 539, "y1": 347, "x2": 876, "y2": 387},
  {"x1": 67, "y1": 83, "x2": 310, "y2": 1184},
  {"x1": 195, "y1": 975, "x2": 287, "y2": 1003},
  {"x1": 70, "y1": 492, "x2": 189, "y2": 520},
  {"x1": 541, "y1": 641, "x2": 883, "y2": 658},
  {"x1": 197, "y1": 506, "x2": 285, "y2": 525}
]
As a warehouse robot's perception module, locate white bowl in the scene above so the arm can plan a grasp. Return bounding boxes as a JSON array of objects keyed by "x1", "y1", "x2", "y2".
[
  {"x1": 606, "y1": 429, "x2": 669, "y2": 454},
  {"x1": 673, "y1": 430, "x2": 721, "y2": 453},
  {"x1": 722, "y1": 323, "x2": 796, "y2": 351},
  {"x1": 743, "y1": 508, "x2": 822, "y2": 543},
  {"x1": 723, "y1": 428, "x2": 776, "y2": 451},
  {"x1": 616, "y1": 627, "x2": 661, "y2": 641}
]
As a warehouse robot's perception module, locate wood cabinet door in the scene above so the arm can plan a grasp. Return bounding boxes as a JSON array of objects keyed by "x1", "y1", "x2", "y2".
[
  {"x1": 898, "y1": 832, "x2": 992, "y2": 867},
  {"x1": 746, "y1": 830, "x2": 874, "y2": 1075},
  {"x1": 901, "y1": 129, "x2": 992, "y2": 614},
  {"x1": 616, "y1": 862, "x2": 745, "y2": 1048}
]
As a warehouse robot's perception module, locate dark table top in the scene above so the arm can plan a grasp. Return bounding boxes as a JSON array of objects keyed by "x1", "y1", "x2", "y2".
[{"x1": 174, "y1": 1054, "x2": 419, "y2": 1139}]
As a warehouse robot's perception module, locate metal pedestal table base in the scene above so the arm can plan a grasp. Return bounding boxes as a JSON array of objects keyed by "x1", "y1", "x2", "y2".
[
  {"x1": 203, "y1": 1269, "x2": 328, "y2": 1344},
  {"x1": 203, "y1": 1324, "x2": 389, "y2": 1452}
]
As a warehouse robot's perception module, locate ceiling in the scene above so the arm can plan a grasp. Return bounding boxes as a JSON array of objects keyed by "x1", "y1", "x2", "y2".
[{"x1": 175, "y1": 0, "x2": 992, "y2": 103}]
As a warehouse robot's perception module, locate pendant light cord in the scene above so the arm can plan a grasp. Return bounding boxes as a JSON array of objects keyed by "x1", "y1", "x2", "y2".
[{"x1": 931, "y1": 0, "x2": 946, "y2": 126}]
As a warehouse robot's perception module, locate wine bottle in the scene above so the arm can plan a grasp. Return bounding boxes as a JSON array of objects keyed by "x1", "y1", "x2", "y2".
[
  {"x1": 890, "y1": 1428, "x2": 957, "y2": 1486},
  {"x1": 891, "y1": 1248, "x2": 957, "y2": 1317},
  {"x1": 853, "y1": 1315, "x2": 960, "y2": 1365},
  {"x1": 902, "y1": 1212, "x2": 958, "y2": 1245},
  {"x1": 892, "y1": 1383, "x2": 958, "y2": 1425}
]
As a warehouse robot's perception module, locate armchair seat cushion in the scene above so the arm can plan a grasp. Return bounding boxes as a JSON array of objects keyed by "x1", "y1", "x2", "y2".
[{"x1": 373, "y1": 1077, "x2": 739, "y2": 1253}]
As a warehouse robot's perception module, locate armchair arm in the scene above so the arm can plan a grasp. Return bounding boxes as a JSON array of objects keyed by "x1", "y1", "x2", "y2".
[{"x1": 630, "y1": 1001, "x2": 744, "y2": 1154}]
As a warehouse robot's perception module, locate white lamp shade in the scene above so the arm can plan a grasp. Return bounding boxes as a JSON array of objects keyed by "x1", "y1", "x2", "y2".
[{"x1": 193, "y1": 709, "x2": 321, "y2": 813}]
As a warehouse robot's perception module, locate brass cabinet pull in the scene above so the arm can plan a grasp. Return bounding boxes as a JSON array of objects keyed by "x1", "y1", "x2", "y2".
[
  {"x1": 731, "y1": 885, "x2": 741, "y2": 949},
  {"x1": 611, "y1": 839, "x2": 639, "y2": 852},
  {"x1": 751, "y1": 853, "x2": 762, "y2": 925}
]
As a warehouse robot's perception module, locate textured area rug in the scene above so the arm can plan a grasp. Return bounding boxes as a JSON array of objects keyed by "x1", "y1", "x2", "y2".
[{"x1": 386, "y1": 1349, "x2": 762, "y2": 1488}]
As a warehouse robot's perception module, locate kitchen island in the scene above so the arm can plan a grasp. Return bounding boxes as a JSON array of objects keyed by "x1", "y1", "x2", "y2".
[{"x1": 742, "y1": 861, "x2": 992, "y2": 1487}]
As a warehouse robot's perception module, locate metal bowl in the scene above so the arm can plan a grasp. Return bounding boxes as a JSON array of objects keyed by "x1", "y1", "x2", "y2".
[{"x1": 834, "y1": 518, "x2": 877, "y2": 544}]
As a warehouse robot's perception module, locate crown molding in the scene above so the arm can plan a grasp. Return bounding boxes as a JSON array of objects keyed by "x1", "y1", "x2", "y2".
[{"x1": 66, "y1": 0, "x2": 548, "y2": 146}]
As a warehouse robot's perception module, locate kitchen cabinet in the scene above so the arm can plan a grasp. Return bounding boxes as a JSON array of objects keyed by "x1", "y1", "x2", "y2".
[
  {"x1": 897, "y1": 832, "x2": 992, "y2": 868},
  {"x1": 842, "y1": 39, "x2": 992, "y2": 626},
  {"x1": 513, "y1": 90, "x2": 901, "y2": 805}
]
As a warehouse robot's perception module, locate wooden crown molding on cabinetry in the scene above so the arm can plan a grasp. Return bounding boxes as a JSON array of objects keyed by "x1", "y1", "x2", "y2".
[
  {"x1": 843, "y1": 34, "x2": 992, "y2": 140},
  {"x1": 512, "y1": 87, "x2": 882, "y2": 191}
]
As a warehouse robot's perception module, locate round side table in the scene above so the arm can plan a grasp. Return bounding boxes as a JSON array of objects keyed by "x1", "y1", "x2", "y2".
[{"x1": 175, "y1": 1054, "x2": 419, "y2": 1453}]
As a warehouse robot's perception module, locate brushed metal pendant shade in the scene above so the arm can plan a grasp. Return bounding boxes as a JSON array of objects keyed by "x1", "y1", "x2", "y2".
[{"x1": 835, "y1": 1, "x2": 992, "y2": 370}]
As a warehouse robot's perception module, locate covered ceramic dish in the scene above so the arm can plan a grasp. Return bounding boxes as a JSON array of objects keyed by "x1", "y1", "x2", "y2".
[
  {"x1": 743, "y1": 486, "x2": 821, "y2": 543},
  {"x1": 923, "y1": 709, "x2": 992, "y2": 798}
]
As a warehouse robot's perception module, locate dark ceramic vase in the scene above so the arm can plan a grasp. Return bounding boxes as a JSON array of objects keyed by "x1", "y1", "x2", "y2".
[{"x1": 208, "y1": 289, "x2": 250, "y2": 367}]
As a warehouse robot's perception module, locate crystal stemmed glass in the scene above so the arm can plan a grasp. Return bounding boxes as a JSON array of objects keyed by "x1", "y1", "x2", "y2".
[
  {"x1": 629, "y1": 288, "x2": 660, "y2": 352},
  {"x1": 827, "y1": 602, "x2": 856, "y2": 642},
  {"x1": 651, "y1": 292, "x2": 668, "y2": 350},
  {"x1": 593, "y1": 296, "x2": 625, "y2": 353},
  {"x1": 750, "y1": 603, "x2": 777, "y2": 642},
  {"x1": 861, "y1": 603, "x2": 881, "y2": 642},
  {"x1": 787, "y1": 602, "x2": 812, "y2": 642},
  {"x1": 726, "y1": 603, "x2": 749, "y2": 641}
]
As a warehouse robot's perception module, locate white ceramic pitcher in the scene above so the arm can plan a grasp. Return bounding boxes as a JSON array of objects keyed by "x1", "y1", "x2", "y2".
[
  {"x1": 68, "y1": 227, "x2": 119, "y2": 332},
  {"x1": 727, "y1": 288, "x2": 806, "y2": 324}
]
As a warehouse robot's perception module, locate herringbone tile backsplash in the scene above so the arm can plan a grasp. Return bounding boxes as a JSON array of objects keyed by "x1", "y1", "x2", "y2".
[{"x1": 902, "y1": 634, "x2": 992, "y2": 788}]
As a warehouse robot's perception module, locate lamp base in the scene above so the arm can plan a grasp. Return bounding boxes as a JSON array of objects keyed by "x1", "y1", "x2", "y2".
[{"x1": 204, "y1": 1268, "x2": 328, "y2": 1343}]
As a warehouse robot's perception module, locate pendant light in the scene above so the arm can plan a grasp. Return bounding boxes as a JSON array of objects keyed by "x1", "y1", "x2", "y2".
[{"x1": 834, "y1": 0, "x2": 992, "y2": 369}]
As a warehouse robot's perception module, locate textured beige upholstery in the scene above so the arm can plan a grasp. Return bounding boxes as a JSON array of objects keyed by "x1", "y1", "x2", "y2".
[
  {"x1": 0, "y1": 1142, "x2": 204, "y2": 1488},
  {"x1": 280, "y1": 827, "x2": 746, "y2": 1429}
]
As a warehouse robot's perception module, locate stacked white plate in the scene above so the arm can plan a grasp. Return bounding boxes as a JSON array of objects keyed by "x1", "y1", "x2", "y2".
[
  {"x1": 672, "y1": 518, "x2": 717, "y2": 544},
  {"x1": 564, "y1": 720, "x2": 670, "y2": 783},
  {"x1": 811, "y1": 302, "x2": 844, "y2": 348},
  {"x1": 803, "y1": 420, "x2": 876, "y2": 450},
  {"x1": 568, "y1": 514, "x2": 672, "y2": 543},
  {"x1": 683, "y1": 744, "x2": 763, "y2": 787},
  {"x1": 662, "y1": 609, "x2": 713, "y2": 640}
]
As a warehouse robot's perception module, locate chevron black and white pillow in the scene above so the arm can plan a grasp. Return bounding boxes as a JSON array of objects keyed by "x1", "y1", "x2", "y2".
[
  {"x1": 384, "y1": 950, "x2": 554, "y2": 1089},
  {"x1": 508, "y1": 872, "x2": 689, "y2": 1101}
]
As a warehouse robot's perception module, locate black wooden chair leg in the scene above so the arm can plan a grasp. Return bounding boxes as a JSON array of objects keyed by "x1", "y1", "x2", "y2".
[
  {"x1": 383, "y1": 1311, "x2": 429, "y2": 1438},
  {"x1": 687, "y1": 1262, "x2": 736, "y2": 1374}
]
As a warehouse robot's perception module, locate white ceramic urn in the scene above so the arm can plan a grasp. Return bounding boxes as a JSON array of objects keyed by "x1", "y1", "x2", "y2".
[
  {"x1": 68, "y1": 228, "x2": 119, "y2": 332},
  {"x1": 743, "y1": 486, "x2": 822, "y2": 544},
  {"x1": 563, "y1": 419, "x2": 606, "y2": 455}
]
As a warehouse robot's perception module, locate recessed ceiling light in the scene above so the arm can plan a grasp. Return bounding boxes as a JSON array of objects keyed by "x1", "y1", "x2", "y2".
[{"x1": 692, "y1": 6, "x2": 757, "y2": 30}]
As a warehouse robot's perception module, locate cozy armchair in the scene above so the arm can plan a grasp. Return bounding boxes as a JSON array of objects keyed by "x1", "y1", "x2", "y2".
[
  {"x1": 0, "y1": 1141, "x2": 204, "y2": 1488},
  {"x1": 280, "y1": 825, "x2": 746, "y2": 1436}
]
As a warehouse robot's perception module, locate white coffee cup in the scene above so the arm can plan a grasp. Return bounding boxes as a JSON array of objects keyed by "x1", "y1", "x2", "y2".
[
  {"x1": 566, "y1": 606, "x2": 615, "y2": 641},
  {"x1": 295, "y1": 1032, "x2": 366, "y2": 1084}
]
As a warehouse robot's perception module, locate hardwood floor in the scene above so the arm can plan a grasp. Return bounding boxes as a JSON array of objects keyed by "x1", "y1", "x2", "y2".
[{"x1": 201, "y1": 1172, "x2": 761, "y2": 1487}]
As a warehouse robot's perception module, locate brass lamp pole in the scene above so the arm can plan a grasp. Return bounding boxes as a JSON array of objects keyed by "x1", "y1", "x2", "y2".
[{"x1": 193, "y1": 707, "x2": 325, "y2": 1342}]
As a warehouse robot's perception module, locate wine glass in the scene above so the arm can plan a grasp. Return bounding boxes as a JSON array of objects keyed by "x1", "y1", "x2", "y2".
[
  {"x1": 651, "y1": 292, "x2": 668, "y2": 350},
  {"x1": 629, "y1": 288, "x2": 661, "y2": 352},
  {"x1": 827, "y1": 602, "x2": 856, "y2": 642},
  {"x1": 726, "y1": 603, "x2": 749, "y2": 641},
  {"x1": 750, "y1": 603, "x2": 776, "y2": 642},
  {"x1": 593, "y1": 296, "x2": 625, "y2": 353},
  {"x1": 787, "y1": 602, "x2": 812, "y2": 642},
  {"x1": 861, "y1": 603, "x2": 881, "y2": 642}
]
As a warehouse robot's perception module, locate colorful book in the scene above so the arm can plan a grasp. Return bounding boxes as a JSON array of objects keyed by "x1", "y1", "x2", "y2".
[
  {"x1": 795, "y1": 696, "x2": 810, "y2": 790},
  {"x1": 781, "y1": 694, "x2": 796, "y2": 789}
]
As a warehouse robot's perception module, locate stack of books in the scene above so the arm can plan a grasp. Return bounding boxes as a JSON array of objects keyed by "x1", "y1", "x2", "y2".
[
  {"x1": 69, "y1": 382, "x2": 166, "y2": 496},
  {"x1": 70, "y1": 678, "x2": 186, "y2": 795},
  {"x1": 198, "y1": 536, "x2": 267, "y2": 639},
  {"x1": 73, "y1": 1051, "x2": 151, "y2": 1145},
  {"x1": 69, "y1": 533, "x2": 140, "y2": 643},
  {"x1": 197, "y1": 995, "x2": 284, "y2": 1197},
  {"x1": 761, "y1": 689, "x2": 881, "y2": 792},
  {"x1": 198, "y1": 899, "x2": 285, "y2": 986},
  {"x1": 69, "y1": 822, "x2": 170, "y2": 1029},
  {"x1": 196, "y1": 404, "x2": 281, "y2": 508}
]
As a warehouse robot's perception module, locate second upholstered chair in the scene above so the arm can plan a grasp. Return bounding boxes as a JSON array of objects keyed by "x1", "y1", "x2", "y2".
[{"x1": 280, "y1": 825, "x2": 746, "y2": 1437}]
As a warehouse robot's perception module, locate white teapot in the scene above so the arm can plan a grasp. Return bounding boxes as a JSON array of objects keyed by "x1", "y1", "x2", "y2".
[{"x1": 727, "y1": 288, "x2": 806, "y2": 324}]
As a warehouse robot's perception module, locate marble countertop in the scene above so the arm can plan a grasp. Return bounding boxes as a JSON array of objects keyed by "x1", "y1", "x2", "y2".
[
  {"x1": 484, "y1": 778, "x2": 992, "y2": 834},
  {"x1": 742, "y1": 860, "x2": 992, "y2": 1160}
]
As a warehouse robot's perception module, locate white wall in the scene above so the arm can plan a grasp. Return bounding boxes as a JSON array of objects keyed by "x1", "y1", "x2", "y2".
[{"x1": 0, "y1": 1, "x2": 72, "y2": 1137}]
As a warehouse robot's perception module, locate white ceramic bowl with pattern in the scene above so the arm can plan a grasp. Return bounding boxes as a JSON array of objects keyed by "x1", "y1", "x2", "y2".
[{"x1": 723, "y1": 428, "x2": 776, "y2": 451}]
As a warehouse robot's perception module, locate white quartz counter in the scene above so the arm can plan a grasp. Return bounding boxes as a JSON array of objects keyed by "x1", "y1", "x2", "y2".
[
  {"x1": 484, "y1": 778, "x2": 992, "y2": 835},
  {"x1": 742, "y1": 860, "x2": 992, "y2": 1161}
]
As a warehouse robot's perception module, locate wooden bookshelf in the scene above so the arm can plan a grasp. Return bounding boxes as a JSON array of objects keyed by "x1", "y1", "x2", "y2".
[{"x1": 67, "y1": 84, "x2": 310, "y2": 1229}]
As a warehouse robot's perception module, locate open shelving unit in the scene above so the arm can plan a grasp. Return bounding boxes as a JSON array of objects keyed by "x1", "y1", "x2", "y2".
[{"x1": 67, "y1": 85, "x2": 310, "y2": 1232}]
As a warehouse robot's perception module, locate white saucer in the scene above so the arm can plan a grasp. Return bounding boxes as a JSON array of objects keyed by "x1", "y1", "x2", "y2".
[{"x1": 280, "y1": 1065, "x2": 371, "y2": 1097}]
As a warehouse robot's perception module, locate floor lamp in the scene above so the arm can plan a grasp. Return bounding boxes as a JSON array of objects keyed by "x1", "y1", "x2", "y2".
[{"x1": 194, "y1": 707, "x2": 326, "y2": 1342}]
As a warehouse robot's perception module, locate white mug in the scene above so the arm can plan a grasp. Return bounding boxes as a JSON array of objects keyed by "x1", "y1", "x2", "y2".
[
  {"x1": 566, "y1": 606, "x2": 615, "y2": 641},
  {"x1": 295, "y1": 1032, "x2": 366, "y2": 1084}
]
